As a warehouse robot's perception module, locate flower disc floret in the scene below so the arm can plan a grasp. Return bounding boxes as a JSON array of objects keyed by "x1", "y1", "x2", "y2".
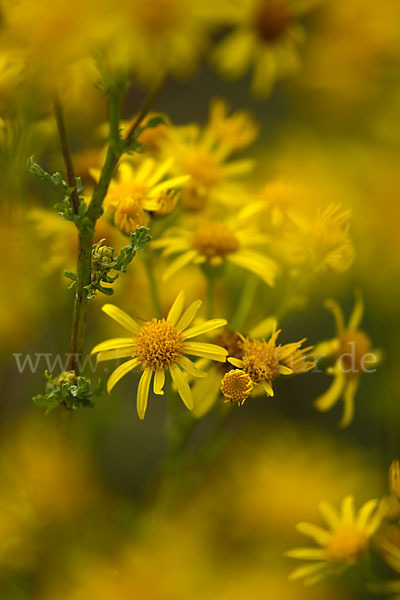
[
  {"x1": 135, "y1": 319, "x2": 184, "y2": 370},
  {"x1": 192, "y1": 223, "x2": 240, "y2": 259},
  {"x1": 221, "y1": 369, "x2": 253, "y2": 405},
  {"x1": 241, "y1": 338, "x2": 279, "y2": 384}
]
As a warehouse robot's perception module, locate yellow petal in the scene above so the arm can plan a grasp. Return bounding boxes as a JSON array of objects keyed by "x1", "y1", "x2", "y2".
[
  {"x1": 357, "y1": 499, "x2": 378, "y2": 530},
  {"x1": 341, "y1": 495, "x2": 355, "y2": 525},
  {"x1": 228, "y1": 250, "x2": 278, "y2": 286},
  {"x1": 169, "y1": 363, "x2": 193, "y2": 410},
  {"x1": 278, "y1": 365, "x2": 293, "y2": 375},
  {"x1": 178, "y1": 356, "x2": 206, "y2": 378},
  {"x1": 324, "y1": 298, "x2": 345, "y2": 335},
  {"x1": 153, "y1": 369, "x2": 165, "y2": 395},
  {"x1": 318, "y1": 500, "x2": 340, "y2": 530},
  {"x1": 348, "y1": 289, "x2": 364, "y2": 331},
  {"x1": 162, "y1": 250, "x2": 198, "y2": 281},
  {"x1": 288, "y1": 562, "x2": 328, "y2": 582},
  {"x1": 182, "y1": 318, "x2": 227, "y2": 340},
  {"x1": 107, "y1": 358, "x2": 139, "y2": 393},
  {"x1": 314, "y1": 371, "x2": 345, "y2": 412},
  {"x1": 296, "y1": 522, "x2": 330, "y2": 545},
  {"x1": 285, "y1": 548, "x2": 327, "y2": 560},
  {"x1": 184, "y1": 342, "x2": 228, "y2": 362},
  {"x1": 339, "y1": 377, "x2": 359, "y2": 428},
  {"x1": 150, "y1": 175, "x2": 190, "y2": 196},
  {"x1": 102, "y1": 304, "x2": 139, "y2": 333},
  {"x1": 96, "y1": 348, "x2": 135, "y2": 362},
  {"x1": 262, "y1": 380, "x2": 274, "y2": 397},
  {"x1": 176, "y1": 300, "x2": 202, "y2": 331},
  {"x1": 192, "y1": 368, "x2": 222, "y2": 418},
  {"x1": 91, "y1": 338, "x2": 134, "y2": 355},
  {"x1": 166, "y1": 291, "x2": 185, "y2": 325},
  {"x1": 137, "y1": 367, "x2": 152, "y2": 420},
  {"x1": 228, "y1": 357, "x2": 244, "y2": 368}
]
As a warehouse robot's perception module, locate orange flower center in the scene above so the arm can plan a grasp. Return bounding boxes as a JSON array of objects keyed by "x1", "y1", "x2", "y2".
[
  {"x1": 192, "y1": 223, "x2": 239, "y2": 259},
  {"x1": 253, "y1": 1, "x2": 292, "y2": 43},
  {"x1": 338, "y1": 330, "x2": 372, "y2": 374},
  {"x1": 326, "y1": 527, "x2": 367, "y2": 563},
  {"x1": 242, "y1": 338, "x2": 279, "y2": 384},
  {"x1": 182, "y1": 152, "x2": 222, "y2": 188},
  {"x1": 135, "y1": 319, "x2": 184, "y2": 370},
  {"x1": 221, "y1": 370, "x2": 253, "y2": 405}
]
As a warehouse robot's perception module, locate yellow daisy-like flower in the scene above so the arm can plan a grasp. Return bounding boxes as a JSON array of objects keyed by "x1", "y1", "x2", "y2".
[
  {"x1": 279, "y1": 203, "x2": 355, "y2": 274},
  {"x1": 286, "y1": 495, "x2": 384, "y2": 585},
  {"x1": 227, "y1": 327, "x2": 314, "y2": 398},
  {"x1": 92, "y1": 157, "x2": 189, "y2": 235},
  {"x1": 91, "y1": 292, "x2": 228, "y2": 419},
  {"x1": 212, "y1": 0, "x2": 319, "y2": 97},
  {"x1": 152, "y1": 216, "x2": 278, "y2": 285},
  {"x1": 110, "y1": 0, "x2": 219, "y2": 83},
  {"x1": 206, "y1": 98, "x2": 259, "y2": 156},
  {"x1": 162, "y1": 120, "x2": 254, "y2": 211},
  {"x1": 314, "y1": 292, "x2": 381, "y2": 428}
]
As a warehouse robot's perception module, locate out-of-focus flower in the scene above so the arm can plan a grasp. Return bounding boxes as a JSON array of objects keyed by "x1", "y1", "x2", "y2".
[
  {"x1": 107, "y1": 0, "x2": 221, "y2": 83},
  {"x1": 212, "y1": 0, "x2": 319, "y2": 97},
  {"x1": 206, "y1": 98, "x2": 259, "y2": 156},
  {"x1": 314, "y1": 293, "x2": 381, "y2": 428},
  {"x1": 91, "y1": 291, "x2": 227, "y2": 418},
  {"x1": 162, "y1": 120, "x2": 254, "y2": 211},
  {"x1": 226, "y1": 326, "x2": 314, "y2": 399},
  {"x1": 242, "y1": 177, "x2": 307, "y2": 228},
  {"x1": 278, "y1": 203, "x2": 355, "y2": 275},
  {"x1": 286, "y1": 495, "x2": 384, "y2": 585},
  {"x1": 153, "y1": 212, "x2": 278, "y2": 285},
  {"x1": 92, "y1": 157, "x2": 189, "y2": 235}
]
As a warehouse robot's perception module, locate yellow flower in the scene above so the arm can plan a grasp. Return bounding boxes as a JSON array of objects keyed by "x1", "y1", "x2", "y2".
[
  {"x1": 314, "y1": 292, "x2": 381, "y2": 428},
  {"x1": 227, "y1": 327, "x2": 314, "y2": 398},
  {"x1": 92, "y1": 157, "x2": 189, "y2": 234},
  {"x1": 91, "y1": 291, "x2": 228, "y2": 419},
  {"x1": 161, "y1": 120, "x2": 254, "y2": 211},
  {"x1": 221, "y1": 369, "x2": 253, "y2": 405},
  {"x1": 153, "y1": 214, "x2": 278, "y2": 285},
  {"x1": 278, "y1": 203, "x2": 355, "y2": 274},
  {"x1": 212, "y1": 0, "x2": 319, "y2": 97},
  {"x1": 286, "y1": 495, "x2": 384, "y2": 585},
  {"x1": 206, "y1": 98, "x2": 259, "y2": 155},
  {"x1": 109, "y1": 0, "x2": 219, "y2": 83}
]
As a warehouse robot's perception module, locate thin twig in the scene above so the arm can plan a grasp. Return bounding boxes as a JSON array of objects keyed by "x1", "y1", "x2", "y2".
[
  {"x1": 124, "y1": 76, "x2": 165, "y2": 143},
  {"x1": 53, "y1": 94, "x2": 80, "y2": 214}
]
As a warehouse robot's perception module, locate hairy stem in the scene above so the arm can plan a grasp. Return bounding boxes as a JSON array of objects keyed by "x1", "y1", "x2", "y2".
[{"x1": 53, "y1": 95, "x2": 80, "y2": 214}]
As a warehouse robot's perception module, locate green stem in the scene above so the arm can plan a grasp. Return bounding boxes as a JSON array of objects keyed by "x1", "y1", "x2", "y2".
[
  {"x1": 143, "y1": 248, "x2": 162, "y2": 318},
  {"x1": 64, "y1": 91, "x2": 122, "y2": 372}
]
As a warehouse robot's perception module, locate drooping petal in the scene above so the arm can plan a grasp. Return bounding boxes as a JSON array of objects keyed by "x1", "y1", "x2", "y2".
[
  {"x1": 166, "y1": 290, "x2": 185, "y2": 325},
  {"x1": 192, "y1": 367, "x2": 222, "y2": 418},
  {"x1": 175, "y1": 300, "x2": 202, "y2": 331},
  {"x1": 153, "y1": 369, "x2": 165, "y2": 395},
  {"x1": 228, "y1": 357, "x2": 244, "y2": 368},
  {"x1": 150, "y1": 175, "x2": 190, "y2": 196},
  {"x1": 182, "y1": 319, "x2": 227, "y2": 340},
  {"x1": 278, "y1": 365, "x2": 293, "y2": 375},
  {"x1": 102, "y1": 304, "x2": 139, "y2": 333},
  {"x1": 339, "y1": 377, "x2": 359, "y2": 428},
  {"x1": 314, "y1": 371, "x2": 345, "y2": 412},
  {"x1": 169, "y1": 363, "x2": 193, "y2": 410},
  {"x1": 296, "y1": 522, "x2": 330, "y2": 546},
  {"x1": 91, "y1": 338, "x2": 135, "y2": 355},
  {"x1": 137, "y1": 367, "x2": 153, "y2": 420},
  {"x1": 178, "y1": 356, "x2": 206, "y2": 378},
  {"x1": 162, "y1": 250, "x2": 198, "y2": 281},
  {"x1": 107, "y1": 358, "x2": 140, "y2": 393},
  {"x1": 262, "y1": 380, "x2": 274, "y2": 397}
]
